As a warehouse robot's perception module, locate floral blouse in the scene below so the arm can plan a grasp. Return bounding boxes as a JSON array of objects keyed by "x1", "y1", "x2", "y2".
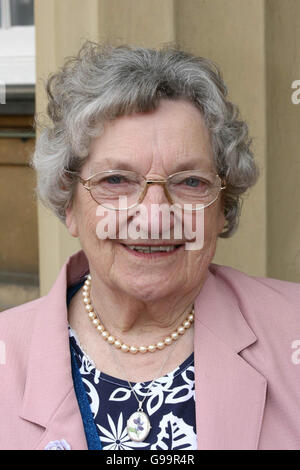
[{"x1": 67, "y1": 280, "x2": 197, "y2": 450}]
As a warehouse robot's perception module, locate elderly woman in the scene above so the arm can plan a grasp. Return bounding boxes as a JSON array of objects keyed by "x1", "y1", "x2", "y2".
[{"x1": 1, "y1": 41, "x2": 300, "y2": 451}]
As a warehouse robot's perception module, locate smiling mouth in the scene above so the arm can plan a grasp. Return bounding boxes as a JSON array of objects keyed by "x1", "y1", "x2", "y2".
[{"x1": 119, "y1": 243, "x2": 184, "y2": 257}]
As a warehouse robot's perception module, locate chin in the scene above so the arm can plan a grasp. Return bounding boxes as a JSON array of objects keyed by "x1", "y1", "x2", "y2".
[{"x1": 117, "y1": 275, "x2": 174, "y2": 302}]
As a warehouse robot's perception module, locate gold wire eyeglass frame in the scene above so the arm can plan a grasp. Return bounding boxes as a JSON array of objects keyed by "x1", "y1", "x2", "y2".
[{"x1": 65, "y1": 169, "x2": 226, "y2": 211}]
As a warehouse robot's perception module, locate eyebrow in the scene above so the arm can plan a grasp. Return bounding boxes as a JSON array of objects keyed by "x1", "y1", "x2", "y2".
[
  {"x1": 171, "y1": 161, "x2": 213, "y2": 172},
  {"x1": 89, "y1": 160, "x2": 135, "y2": 173},
  {"x1": 89, "y1": 158, "x2": 214, "y2": 174}
]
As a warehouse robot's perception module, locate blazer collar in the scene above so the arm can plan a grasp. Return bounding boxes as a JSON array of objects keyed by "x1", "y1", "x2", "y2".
[
  {"x1": 19, "y1": 249, "x2": 267, "y2": 450},
  {"x1": 19, "y1": 250, "x2": 90, "y2": 449},
  {"x1": 193, "y1": 266, "x2": 267, "y2": 449}
]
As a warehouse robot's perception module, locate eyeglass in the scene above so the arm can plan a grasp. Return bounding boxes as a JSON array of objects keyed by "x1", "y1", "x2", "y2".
[{"x1": 65, "y1": 169, "x2": 226, "y2": 211}]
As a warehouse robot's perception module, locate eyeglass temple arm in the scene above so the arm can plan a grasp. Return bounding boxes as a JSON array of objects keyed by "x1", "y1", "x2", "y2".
[{"x1": 64, "y1": 170, "x2": 90, "y2": 185}]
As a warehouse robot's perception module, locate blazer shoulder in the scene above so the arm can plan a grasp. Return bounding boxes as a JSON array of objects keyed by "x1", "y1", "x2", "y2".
[
  {"x1": 0, "y1": 296, "x2": 45, "y2": 336},
  {"x1": 210, "y1": 263, "x2": 300, "y2": 334},
  {"x1": 209, "y1": 263, "x2": 300, "y2": 358},
  {"x1": 210, "y1": 263, "x2": 300, "y2": 300}
]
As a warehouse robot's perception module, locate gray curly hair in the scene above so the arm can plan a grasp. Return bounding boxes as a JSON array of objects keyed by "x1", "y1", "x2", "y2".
[{"x1": 31, "y1": 40, "x2": 259, "y2": 237}]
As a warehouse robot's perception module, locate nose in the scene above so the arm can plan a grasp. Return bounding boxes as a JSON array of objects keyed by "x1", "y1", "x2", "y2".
[
  {"x1": 129, "y1": 181, "x2": 176, "y2": 240},
  {"x1": 145, "y1": 180, "x2": 174, "y2": 205},
  {"x1": 144, "y1": 181, "x2": 170, "y2": 205}
]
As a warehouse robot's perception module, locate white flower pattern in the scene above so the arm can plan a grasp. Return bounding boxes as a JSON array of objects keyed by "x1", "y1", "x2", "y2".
[
  {"x1": 69, "y1": 324, "x2": 197, "y2": 450},
  {"x1": 97, "y1": 412, "x2": 150, "y2": 450}
]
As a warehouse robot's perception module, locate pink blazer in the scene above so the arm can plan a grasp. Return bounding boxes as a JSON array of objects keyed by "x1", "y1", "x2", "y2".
[{"x1": 1, "y1": 249, "x2": 300, "y2": 450}]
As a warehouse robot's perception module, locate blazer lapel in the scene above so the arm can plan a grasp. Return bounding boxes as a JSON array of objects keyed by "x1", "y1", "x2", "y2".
[
  {"x1": 33, "y1": 387, "x2": 88, "y2": 450},
  {"x1": 193, "y1": 267, "x2": 267, "y2": 450},
  {"x1": 19, "y1": 250, "x2": 90, "y2": 450}
]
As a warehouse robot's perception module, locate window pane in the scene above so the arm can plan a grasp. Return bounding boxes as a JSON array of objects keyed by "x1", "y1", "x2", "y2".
[{"x1": 10, "y1": 0, "x2": 34, "y2": 26}]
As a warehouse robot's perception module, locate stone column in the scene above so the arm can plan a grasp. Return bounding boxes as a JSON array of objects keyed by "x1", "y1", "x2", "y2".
[{"x1": 265, "y1": 0, "x2": 300, "y2": 282}]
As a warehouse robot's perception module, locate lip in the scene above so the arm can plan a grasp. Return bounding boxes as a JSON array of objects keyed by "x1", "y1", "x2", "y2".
[{"x1": 119, "y1": 243, "x2": 184, "y2": 258}]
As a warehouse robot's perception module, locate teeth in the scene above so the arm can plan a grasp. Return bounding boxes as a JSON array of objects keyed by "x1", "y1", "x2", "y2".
[{"x1": 127, "y1": 245, "x2": 177, "y2": 253}]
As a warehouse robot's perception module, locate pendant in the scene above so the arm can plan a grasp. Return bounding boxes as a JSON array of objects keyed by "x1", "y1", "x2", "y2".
[{"x1": 127, "y1": 410, "x2": 151, "y2": 442}]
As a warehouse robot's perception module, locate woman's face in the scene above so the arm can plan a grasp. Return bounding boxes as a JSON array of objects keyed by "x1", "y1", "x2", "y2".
[{"x1": 66, "y1": 99, "x2": 225, "y2": 302}]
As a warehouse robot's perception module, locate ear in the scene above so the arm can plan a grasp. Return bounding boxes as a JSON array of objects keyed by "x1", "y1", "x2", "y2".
[
  {"x1": 216, "y1": 197, "x2": 226, "y2": 234},
  {"x1": 65, "y1": 202, "x2": 79, "y2": 238},
  {"x1": 217, "y1": 211, "x2": 226, "y2": 235}
]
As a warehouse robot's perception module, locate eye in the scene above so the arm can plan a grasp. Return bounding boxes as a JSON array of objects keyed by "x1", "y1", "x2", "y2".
[
  {"x1": 183, "y1": 177, "x2": 202, "y2": 187},
  {"x1": 92, "y1": 174, "x2": 130, "y2": 186},
  {"x1": 105, "y1": 175, "x2": 125, "y2": 185},
  {"x1": 181, "y1": 177, "x2": 210, "y2": 189}
]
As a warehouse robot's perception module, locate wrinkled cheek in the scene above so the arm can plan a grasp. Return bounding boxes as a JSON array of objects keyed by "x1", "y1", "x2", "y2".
[
  {"x1": 186, "y1": 208, "x2": 219, "y2": 253},
  {"x1": 94, "y1": 206, "x2": 125, "y2": 241},
  {"x1": 203, "y1": 213, "x2": 219, "y2": 250},
  {"x1": 75, "y1": 202, "x2": 104, "y2": 245},
  {"x1": 181, "y1": 210, "x2": 205, "y2": 251}
]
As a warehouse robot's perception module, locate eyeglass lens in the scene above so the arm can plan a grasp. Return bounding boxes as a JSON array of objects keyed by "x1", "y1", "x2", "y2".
[{"x1": 88, "y1": 170, "x2": 221, "y2": 209}]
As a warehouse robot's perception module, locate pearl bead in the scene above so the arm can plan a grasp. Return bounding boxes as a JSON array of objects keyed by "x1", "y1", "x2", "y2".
[
  {"x1": 102, "y1": 331, "x2": 109, "y2": 339},
  {"x1": 82, "y1": 277, "x2": 195, "y2": 354}
]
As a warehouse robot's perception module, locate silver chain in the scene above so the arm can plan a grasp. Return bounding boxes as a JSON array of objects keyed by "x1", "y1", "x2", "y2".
[
  {"x1": 112, "y1": 335, "x2": 177, "y2": 411},
  {"x1": 93, "y1": 305, "x2": 179, "y2": 412}
]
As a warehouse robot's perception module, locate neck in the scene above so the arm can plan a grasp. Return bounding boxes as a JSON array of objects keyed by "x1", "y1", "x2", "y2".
[{"x1": 85, "y1": 274, "x2": 202, "y2": 347}]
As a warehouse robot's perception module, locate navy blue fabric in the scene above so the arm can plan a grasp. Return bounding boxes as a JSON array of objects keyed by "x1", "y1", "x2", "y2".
[
  {"x1": 67, "y1": 278, "x2": 102, "y2": 450},
  {"x1": 67, "y1": 280, "x2": 85, "y2": 306},
  {"x1": 70, "y1": 343, "x2": 102, "y2": 450}
]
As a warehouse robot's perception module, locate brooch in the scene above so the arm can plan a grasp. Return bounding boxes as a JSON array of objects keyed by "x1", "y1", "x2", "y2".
[{"x1": 44, "y1": 439, "x2": 71, "y2": 450}]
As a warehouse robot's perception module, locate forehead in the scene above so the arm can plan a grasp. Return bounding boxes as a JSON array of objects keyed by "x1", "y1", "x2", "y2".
[{"x1": 88, "y1": 99, "x2": 214, "y2": 172}]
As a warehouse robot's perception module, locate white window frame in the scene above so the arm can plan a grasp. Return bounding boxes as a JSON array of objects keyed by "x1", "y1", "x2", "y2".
[{"x1": 0, "y1": 0, "x2": 35, "y2": 85}]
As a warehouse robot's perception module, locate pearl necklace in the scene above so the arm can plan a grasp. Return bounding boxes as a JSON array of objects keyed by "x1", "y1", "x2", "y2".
[{"x1": 82, "y1": 274, "x2": 194, "y2": 354}]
